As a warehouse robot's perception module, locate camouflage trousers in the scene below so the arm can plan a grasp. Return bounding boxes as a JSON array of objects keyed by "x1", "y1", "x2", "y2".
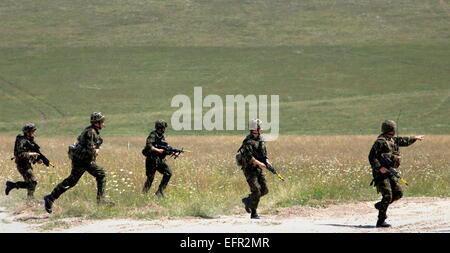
[
  {"x1": 242, "y1": 166, "x2": 268, "y2": 211},
  {"x1": 143, "y1": 157, "x2": 172, "y2": 193},
  {"x1": 374, "y1": 176, "x2": 403, "y2": 220},
  {"x1": 14, "y1": 162, "x2": 37, "y2": 197},
  {"x1": 49, "y1": 158, "x2": 106, "y2": 201}
]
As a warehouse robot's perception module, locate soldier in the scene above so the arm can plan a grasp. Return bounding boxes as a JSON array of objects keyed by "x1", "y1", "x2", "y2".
[
  {"x1": 368, "y1": 120, "x2": 424, "y2": 227},
  {"x1": 239, "y1": 119, "x2": 276, "y2": 219},
  {"x1": 43, "y1": 112, "x2": 114, "y2": 213},
  {"x1": 5, "y1": 123, "x2": 42, "y2": 200},
  {"x1": 142, "y1": 120, "x2": 173, "y2": 198}
]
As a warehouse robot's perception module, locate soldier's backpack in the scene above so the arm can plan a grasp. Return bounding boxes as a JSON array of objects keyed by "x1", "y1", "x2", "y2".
[
  {"x1": 13, "y1": 135, "x2": 25, "y2": 158},
  {"x1": 142, "y1": 146, "x2": 151, "y2": 157},
  {"x1": 67, "y1": 144, "x2": 77, "y2": 160},
  {"x1": 235, "y1": 144, "x2": 244, "y2": 167},
  {"x1": 68, "y1": 143, "x2": 91, "y2": 160}
]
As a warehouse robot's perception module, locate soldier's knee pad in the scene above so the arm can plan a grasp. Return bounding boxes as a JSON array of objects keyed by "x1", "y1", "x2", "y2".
[
  {"x1": 66, "y1": 181, "x2": 77, "y2": 188},
  {"x1": 261, "y1": 188, "x2": 268, "y2": 196},
  {"x1": 64, "y1": 177, "x2": 78, "y2": 188},
  {"x1": 392, "y1": 191, "x2": 403, "y2": 202}
]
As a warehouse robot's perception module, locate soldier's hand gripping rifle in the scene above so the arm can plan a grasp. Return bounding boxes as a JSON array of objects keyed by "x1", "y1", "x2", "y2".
[
  {"x1": 154, "y1": 141, "x2": 192, "y2": 159},
  {"x1": 30, "y1": 143, "x2": 54, "y2": 167},
  {"x1": 267, "y1": 163, "x2": 285, "y2": 181},
  {"x1": 379, "y1": 156, "x2": 408, "y2": 186},
  {"x1": 258, "y1": 158, "x2": 285, "y2": 181},
  {"x1": 11, "y1": 142, "x2": 55, "y2": 167}
]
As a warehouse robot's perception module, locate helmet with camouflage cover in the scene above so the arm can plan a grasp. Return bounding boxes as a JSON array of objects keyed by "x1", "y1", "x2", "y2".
[
  {"x1": 90, "y1": 112, "x2": 105, "y2": 124},
  {"x1": 22, "y1": 123, "x2": 37, "y2": 133},
  {"x1": 381, "y1": 120, "x2": 396, "y2": 134},
  {"x1": 249, "y1": 119, "x2": 263, "y2": 131},
  {"x1": 155, "y1": 120, "x2": 168, "y2": 129}
]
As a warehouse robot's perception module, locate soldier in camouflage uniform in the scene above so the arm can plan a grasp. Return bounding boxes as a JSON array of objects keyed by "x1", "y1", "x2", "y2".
[
  {"x1": 44, "y1": 112, "x2": 114, "y2": 213},
  {"x1": 5, "y1": 123, "x2": 43, "y2": 199},
  {"x1": 368, "y1": 120, "x2": 424, "y2": 227},
  {"x1": 142, "y1": 120, "x2": 172, "y2": 198},
  {"x1": 239, "y1": 119, "x2": 275, "y2": 219}
]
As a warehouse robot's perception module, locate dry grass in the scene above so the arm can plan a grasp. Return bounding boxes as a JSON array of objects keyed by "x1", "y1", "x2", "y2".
[{"x1": 1, "y1": 135, "x2": 449, "y2": 219}]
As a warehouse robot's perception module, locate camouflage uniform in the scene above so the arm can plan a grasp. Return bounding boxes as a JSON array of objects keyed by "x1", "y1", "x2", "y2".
[
  {"x1": 48, "y1": 125, "x2": 106, "y2": 202},
  {"x1": 142, "y1": 130, "x2": 172, "y2": 195},
  {"x1": 241, "y1": 134, "x2": 269, "y2": 213},
  {"x1": 9, "y1": 134, "x2": 39, "y2": 197},
  {"x1": 368, "y1": 128, "x2": 417, "y2": 223}
]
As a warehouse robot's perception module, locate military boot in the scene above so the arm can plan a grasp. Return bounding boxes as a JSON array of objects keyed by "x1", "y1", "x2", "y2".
[
  {"x1": 376, "y1": 219, "x2": 392, "y2": 228},
  {"x1": 44, "y1": 195, "x2": 54, "y2": 214},
  {"x1": 250, "y1": 209, "x2": 260, "y2": 219},
  {"x1": 242, "y1": 197, "x2": 251, "y2": 214},
  {"x1": 155, "y1": 189, "x2": 165, "y2": 198},
  {"x1": 5, "y1": 181, "x2": 16, "y2": 195}
]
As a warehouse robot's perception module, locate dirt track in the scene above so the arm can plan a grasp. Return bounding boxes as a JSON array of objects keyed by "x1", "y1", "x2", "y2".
[{"x1": 1, "y1": 197, "x2": 449, "y2": 233}]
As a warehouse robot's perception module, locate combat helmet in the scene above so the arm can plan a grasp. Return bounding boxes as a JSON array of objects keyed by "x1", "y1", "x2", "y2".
[
  {"x1": 155, "y1": 120, "x2": 168, "y2": 129},
  {"x1": 22, "y1": 123, "x2": 37, "y2": 133},
  {"x1": 90, "y1": 112, "x2": 105, "y2": 124},
  {"x1": 381, "y1": 120, "x2": 396, "y2": 134},
  {"x1": 249, "y1": 119, "x2": 263, "y2": 131}
]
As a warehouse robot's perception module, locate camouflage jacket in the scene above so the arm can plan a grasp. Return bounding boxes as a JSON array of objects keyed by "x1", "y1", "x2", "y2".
[
  {"x1": 73, "y1": 125, "x2": 103, "y2": 161},
  {"x1": 241, "y1": 134, "x2": 268, "y2": 168},
  {"x1": 144, "y1": 130, "x2": 166, "y2": 159},
  {"x1": 368, "y1": 134, "x2": 417, "y2": 173},
  {"x1": 13, "y1": 134, "x2": 37, "y2": 164}
]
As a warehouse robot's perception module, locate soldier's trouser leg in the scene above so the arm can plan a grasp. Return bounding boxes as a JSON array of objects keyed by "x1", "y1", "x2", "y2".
[
  {"x1": 244, "y1": 168, "x2": 266, "y2": 211},
  {"x1": 86, "y1": 162, "x2": 106, "y2": 201},
  {"x1": 156, "y1": 162, "x2": 172, "y2": 192},
  {"x1": 143, "y1": 158, "x2": 157, "y2": 193},
  {"x1": 376, "y1": 177, "x2": 402, "y2": 221},
  {"x1": 258, "y1": 173, "x2": 269, "y2": 197},
  {"x1": 390, "y1": 178, "x2": 403, "y2": 203},
  {"x1": 49, "y1": 162, "x2": 85, "y2": 200},
  {"x1": 16, "y1": 164, "x2": 37, "y2": 198}
]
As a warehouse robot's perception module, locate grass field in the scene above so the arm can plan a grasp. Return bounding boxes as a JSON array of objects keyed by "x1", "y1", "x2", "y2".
[
  {"x1": 0, "y1": 0, "x2": 449, "y2": 225},
  {"x1": 1, "y1": 135, "x2": 449, "y2": 220},
  {"x1": 0, "y1": 0, "x2": 449, "y2": 136}
]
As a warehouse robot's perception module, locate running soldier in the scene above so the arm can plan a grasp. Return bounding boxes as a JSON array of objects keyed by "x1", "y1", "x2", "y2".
[
  {"x1": 141, "y1": 120, "x2": 173, "y2": 198},
  {"x1": 5, "y1": 123, "x2": 43, "y2": 200},
  {"x1": 44, "y1": 112, "x2": 114, "y2": 213}
]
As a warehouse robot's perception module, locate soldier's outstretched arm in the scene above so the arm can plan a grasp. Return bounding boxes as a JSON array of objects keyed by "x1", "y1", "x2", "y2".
[
  {"x1": 415, "y1": 135, "x2": 425, "y2": 141},
  {"x1": 395, "y1": 136, "x2": 423, "y2": 147}
]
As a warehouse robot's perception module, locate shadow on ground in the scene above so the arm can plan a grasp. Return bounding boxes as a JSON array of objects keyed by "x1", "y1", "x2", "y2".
[{"x1": 321, "y1": 223, "x2": 376, "y2": 229}]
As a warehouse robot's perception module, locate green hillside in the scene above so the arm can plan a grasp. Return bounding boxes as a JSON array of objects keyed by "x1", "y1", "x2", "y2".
[{"x1": 0, "y1": 0, "x2": 449, "y2": 136}]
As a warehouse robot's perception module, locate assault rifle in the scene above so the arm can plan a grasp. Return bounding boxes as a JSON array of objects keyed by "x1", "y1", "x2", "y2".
[
  {"x1": 257, "y1": 157, "x2": 285, "y2": 181},
  {"x1": 379, "y1": 156, "x2": 408, "y2": 186},
  {"x1": 11, "y1": 142, "x2": 54, "y2": 167},
  {"x1": 95, "y1": 137, "x2": 103, "y2": 149},
  {"x1": 154, "y1": 141, "x2": 191, "y2": 159},
  {"x1": 29, "y1": 143, "x2": 54, "y2": 167}
]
